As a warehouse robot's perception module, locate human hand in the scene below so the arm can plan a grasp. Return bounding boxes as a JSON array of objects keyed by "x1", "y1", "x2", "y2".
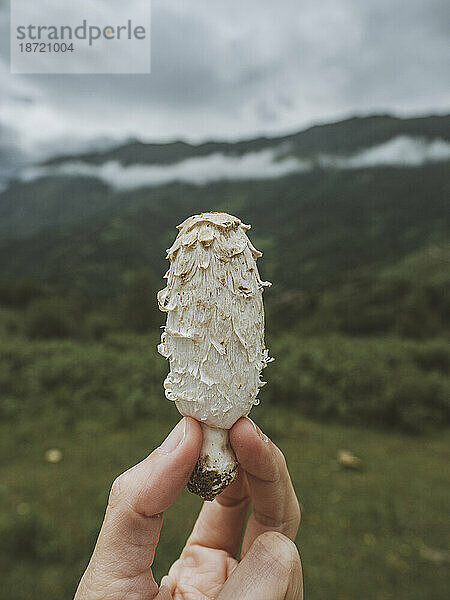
[{"x1": 74, "y1": 417, "x2": 302, "y2": 600}]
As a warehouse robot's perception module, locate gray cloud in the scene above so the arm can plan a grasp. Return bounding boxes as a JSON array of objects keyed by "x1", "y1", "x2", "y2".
[
  {"x1": 319, "y1": 136, "x2": 450, "y2": 168},
  {"x1": 20, "y1": 136, "x2": 450, "y2": 191},
  {"x1": 21, "y1": 147, "x2": 306, "y2": 189},
  {"x1": 0, "y1": 0, "x2": 449, "y2": 154}
]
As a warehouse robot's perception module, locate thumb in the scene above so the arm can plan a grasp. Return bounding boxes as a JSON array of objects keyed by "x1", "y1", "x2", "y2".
[
  {"x1": 217, "y1": 532, "x2": 303, "y2": 600},
  {"x1": 75, "y1": 417, "x2": 202, "y2": 600}
]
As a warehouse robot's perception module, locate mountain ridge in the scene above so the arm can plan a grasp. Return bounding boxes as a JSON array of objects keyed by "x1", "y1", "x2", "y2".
[
  {"x1": 43, "y1": 113, "x2": 450, "y2": 167},
  {"x1": 0, "y1": 162, "x2": 447, "y2": 298}
]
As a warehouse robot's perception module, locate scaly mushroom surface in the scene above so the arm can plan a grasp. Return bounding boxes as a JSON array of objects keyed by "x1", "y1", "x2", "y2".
[{"x1": 158, "y1": 212, "x2": 272, "y2": 500}]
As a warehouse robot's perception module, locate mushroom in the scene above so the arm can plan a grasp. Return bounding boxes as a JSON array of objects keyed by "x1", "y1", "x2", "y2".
[{"x1": 157, "y1": 212, "x2": 272, "y2": 501}]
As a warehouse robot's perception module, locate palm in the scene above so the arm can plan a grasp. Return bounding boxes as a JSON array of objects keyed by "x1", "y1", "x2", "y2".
[
  {"x1": 161, "y1": 471, "x2": 249, "y2": 599},
  {"x1": 166, "y1": 545, "x2": 237, "y2": 600}
]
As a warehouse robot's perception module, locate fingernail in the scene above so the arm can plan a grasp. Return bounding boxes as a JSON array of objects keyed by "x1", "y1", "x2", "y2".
[
  {"x1": 158, "y1": 418, "x2": 186, "y2": 455},
  {"x1": 248, "y1": 418, "x2": 269, "y2": 443}
]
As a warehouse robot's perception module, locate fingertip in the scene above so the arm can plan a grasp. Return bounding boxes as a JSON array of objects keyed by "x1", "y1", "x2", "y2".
[
  {"x1": 256, "y1": 531, "x2": 301, "y2": 572},
  {"x1": 262, "y1": 532, "x2": 303, "y2": 599},
  {"x1": 229, "y1": 418, "x2": 280, "y2": 484},
  {"x1": 119, "y1": 418, "x2": 202, "y2": 516},
  {"x1": 230, "y1": 416, "x2": 255, "y2": 440},
  {"x1": 158, "y1": 417, "x2": 201, "y2": 458},
  {"x1": 158, "y1": 417, "x2": 202, "y2": 477},
  {"x1": 184, "y1": 416, "x2": 203, "y2": 446},
  {"x1": 218, "y1": 530, "x2": 303, "y2": 599},
  {"x1": 180, "y1": 417, "x2": 202, "y2": 465},
  {"x1": 230, "y1": 417, "x2": 268, "y2": 455}
]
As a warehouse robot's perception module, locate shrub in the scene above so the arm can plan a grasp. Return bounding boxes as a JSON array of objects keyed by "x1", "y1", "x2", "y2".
[
  {"x1": 267, "y1": 333, "x2": 450, "y2": 432},
  {"x1": 0, "y1": 279, "x2": 48, "y2": 309},
  {"x1": 120, "y1": 269, "x2": 162, "y2": 333},
  {"x1": 409, "y1": 340, "x2": 450, "y2": 374},
  {"x1": 84, "y1": 312, "x2": 117, "y2": 341},
  {"x1": 386, "y1": 369, "x2": 450, "y2": 433},
  {"x1": 24, "y1": 298, "x2": 80, "y2": 340},
  {"x1": 0, "y1": 307, "x2": 21, "y2": 336},
  {"x1": 1, "y1": 328, "x2": 448, "y2": 433},
  {"x1": 396, "y1": 290, "x2": 440, "y2": 338}
]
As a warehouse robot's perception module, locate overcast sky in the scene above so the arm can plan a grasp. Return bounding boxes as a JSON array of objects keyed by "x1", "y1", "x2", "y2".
[{"x1": 0, "y1": 0, "x2": 449, "y2": 157}]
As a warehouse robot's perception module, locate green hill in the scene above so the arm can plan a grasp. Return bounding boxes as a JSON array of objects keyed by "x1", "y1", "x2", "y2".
[
  {"x1": 1, "y1": 113, "x2": 449, "y2": 241},
  {"x1": 0, "y1": 162, "x2": 448, "y2": 301}
]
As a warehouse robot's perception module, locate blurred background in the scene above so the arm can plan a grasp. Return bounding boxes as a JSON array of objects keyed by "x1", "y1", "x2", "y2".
[{"x1": 0, "y1": 1, "x2": 449, "y2": 599}]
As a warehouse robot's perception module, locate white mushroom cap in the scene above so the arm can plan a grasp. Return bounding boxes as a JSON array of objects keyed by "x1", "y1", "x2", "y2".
[{"x1": 158, "y1": 212, "x2": 272, "y2": 430}]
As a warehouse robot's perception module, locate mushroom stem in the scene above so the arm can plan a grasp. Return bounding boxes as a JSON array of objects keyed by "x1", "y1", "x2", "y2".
[{"x1": 187, "y1": 423, "x2": 238, "y2": 501}]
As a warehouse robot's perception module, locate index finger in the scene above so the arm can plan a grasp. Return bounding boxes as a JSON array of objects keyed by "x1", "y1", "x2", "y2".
[
  {"x1": 75, "y1": 417, "x2": 202, "y2": 600},
  {"x1": 229, "y1": 418, "x2": 301, "y2": 556}
]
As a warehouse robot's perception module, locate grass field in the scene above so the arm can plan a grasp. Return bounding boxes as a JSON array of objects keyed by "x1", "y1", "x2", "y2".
[{"x1": 1, "y1": 380, "x2": 449, "y2": 599}]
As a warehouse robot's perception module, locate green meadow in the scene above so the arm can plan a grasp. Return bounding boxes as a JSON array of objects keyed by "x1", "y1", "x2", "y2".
[{"x1": 0, "y1": 327, "x2": 448, "y2": 600}]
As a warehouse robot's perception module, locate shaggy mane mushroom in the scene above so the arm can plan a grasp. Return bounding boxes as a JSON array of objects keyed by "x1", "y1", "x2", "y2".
[{"x1": 158, "y1": 212, "x2": 272, "y2": 501}]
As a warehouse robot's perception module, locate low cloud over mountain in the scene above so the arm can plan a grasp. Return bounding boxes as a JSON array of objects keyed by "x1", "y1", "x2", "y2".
[{"x1": 20, "y1": 136, "x2": 450, "y2": 191}]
